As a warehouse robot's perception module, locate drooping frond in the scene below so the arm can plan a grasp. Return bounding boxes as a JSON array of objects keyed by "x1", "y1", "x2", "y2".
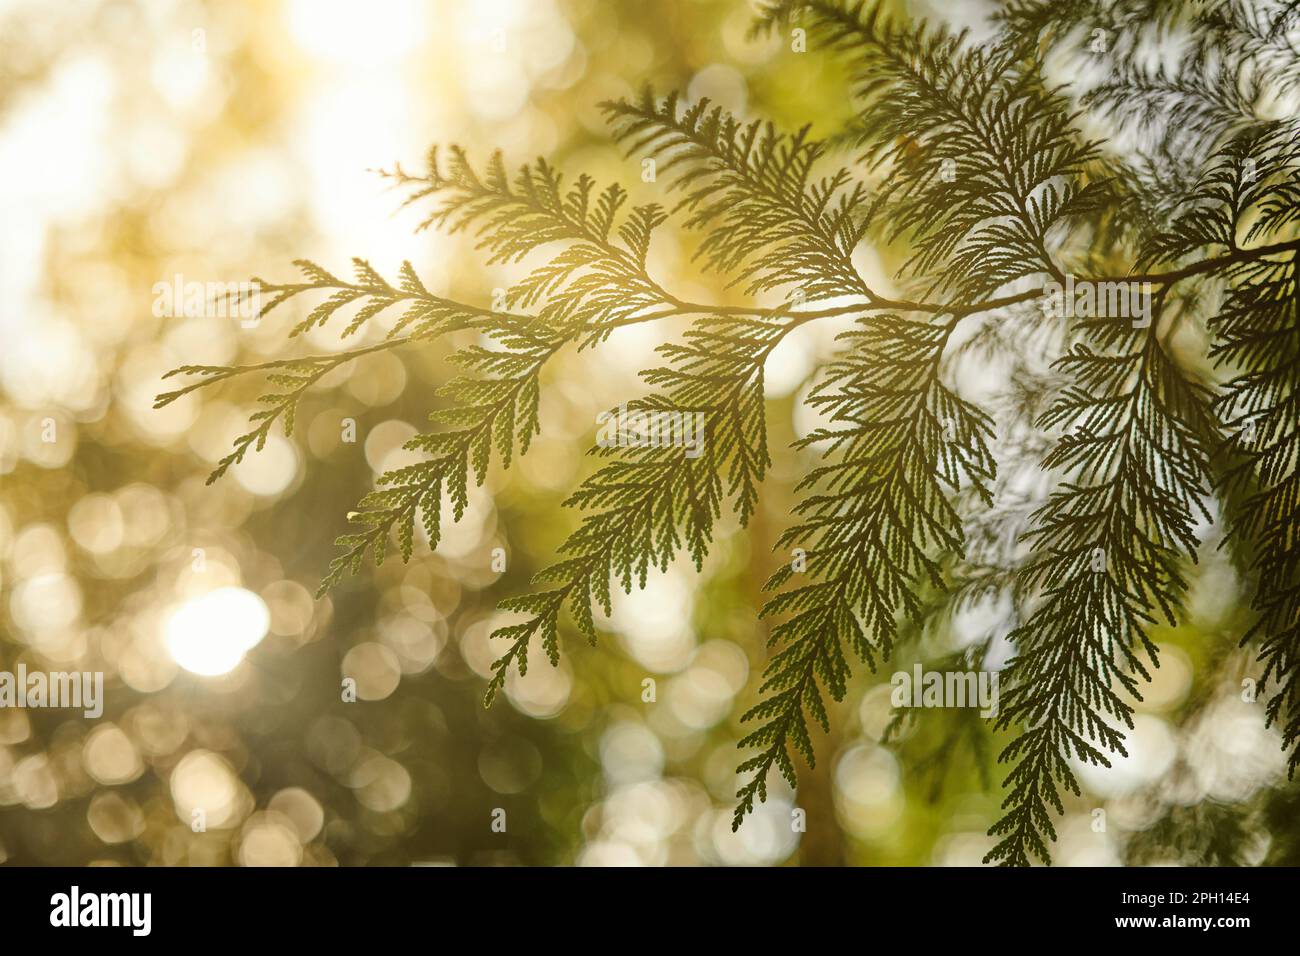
[
  {"x1": 733, "y1": 313, "x2": 995, "y2": 827},
  {"x1": 482, "y1": 90, "x2": 898, "y2": 700},
  {"x1": 485, "y1": 313, "x2": 781, "y2": 704},
  {"x1": 1134, "y1": 130, "x2": 1300, "y2": 772},
  {"x1": 987, "y1": 296, "x2": 1219, "y2": 865},
  {"x1": 317, "y1": 318, "x2": 560, "y2": 594},
  {"x1": 1213, "y1": 250, "x2": 1300, "y2": 773},
  {"x1": 755, "y1": 0, "x2": 1107, "y2": 299}
]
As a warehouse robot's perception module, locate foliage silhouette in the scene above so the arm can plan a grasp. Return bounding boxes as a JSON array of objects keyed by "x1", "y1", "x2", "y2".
[{"x1": 159, "y1": 0, "x2": 1300, "y2": 864}]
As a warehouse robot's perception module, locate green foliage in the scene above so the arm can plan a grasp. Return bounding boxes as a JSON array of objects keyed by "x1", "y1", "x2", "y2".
[
  {"x1": 163, "y1": 0, "x2": 1300, "y2": 865},
  {"x1": 755, "y1": 0, "x2": 1108, "y2": 298},
  {"x1": 602, "y1": 89, "x2": 872, "y2": 300},
  {"x1": 987, "y1": 296, "x2": 1221, "y2": 865},
  {"x1": 1213, "y1": 250, "x2": 1300, "y2": 773},
  {"x1": 485, "y1": 312, "x2": 779, "y2": 704},
  {"x1": 154, "y1": 256, "x2": 483, "y2": 485},
  {"x1": 733, "y1": 313, "x2": 995, "y2": 827},
  {"x1": 390, "y1": 145, "x2": 672, "y2": 335}
]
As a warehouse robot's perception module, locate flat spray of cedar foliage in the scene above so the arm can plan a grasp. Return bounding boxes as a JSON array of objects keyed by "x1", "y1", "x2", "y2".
[{"x1": 158, "y1": 0, "x2": 1300, "y2": 866}]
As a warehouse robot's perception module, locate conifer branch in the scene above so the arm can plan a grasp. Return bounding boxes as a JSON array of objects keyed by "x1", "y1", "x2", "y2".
[
  {"x1": 733, "y1": 311, "x2": 996, "y2": 827},
  {"x1": 986, "y1": 288, "x2": 1219, "y2": 865},
  {"x1": 1214, "y1": 252, "x2": 1300, "y2": 773},
  {"x1": 485, "y1": 312, "x2": 791, "y2": 704},
  {"x1": 162, "y1": 0, "x2": 1300, "y2": 866}
]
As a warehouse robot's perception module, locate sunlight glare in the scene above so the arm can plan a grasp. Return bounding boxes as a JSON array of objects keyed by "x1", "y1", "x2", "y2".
[
  {"x1": 287, "y1": 0, "x2": 427, "y2": 63},
  {"x1": 165, "y1": 587, "x2": 270, "y2": 676}
]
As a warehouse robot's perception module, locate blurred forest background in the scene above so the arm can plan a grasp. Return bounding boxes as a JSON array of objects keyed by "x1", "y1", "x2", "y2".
[{"x1": 1, "y1": 0, "x2": 1298, "y2": 866}]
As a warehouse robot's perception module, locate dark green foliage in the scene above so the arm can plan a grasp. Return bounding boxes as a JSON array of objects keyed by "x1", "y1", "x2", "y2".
[
  {"x1": 734, "y1": 314, "x2": 995, "y2": 827},
  {"x1": 602, "y1": 90, "x2": 872, "y2": 300},
  {"x1": 987, "y1": 297, "x2": 1221, "y2": 865},
  {"x1": 1214, "y1": 251, "x2": 1300, "y2": 772},
  {"x1": 755, "y1": 0, "x2": 1107, "y2": 298},
  {"x1": 154, "y1": 257, "x2": 488, "y2": 486},
  {"x1": 484, "y1": 312, "x2": 781, "y2": 705}
]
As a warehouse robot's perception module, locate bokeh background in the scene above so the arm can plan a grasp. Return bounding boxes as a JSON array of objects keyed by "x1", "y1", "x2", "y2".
[{"x1": 1, "y1": 0, "x2": 1297, "y2": 866}]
